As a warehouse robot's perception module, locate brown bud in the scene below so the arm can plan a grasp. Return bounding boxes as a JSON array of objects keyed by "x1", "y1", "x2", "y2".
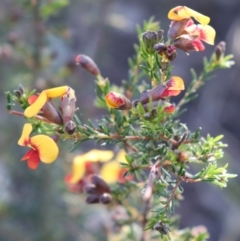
[
  {"x1": 14, "y1": 90, "x2": 22, "y2": 99},
  {"x1": 100, "y1": 193, "x2": 112, "y2": 204},
  {"x1": 75, "y1": 54, "x2": 100, "y2": 76},
  {"x1": 154, "y1": 44, "x2": 177, "y2": 62},
  {"x1": 153, "y1": 221, "x2": 169, "y2": 235},
  {"x1": 85, "y1": 183, "x2": 98, "y2": 194},
  {"x1": 61, "y1": 95, "x2": 76, "y2": 124},
  {"x1": 64, "y1": 120, "x2": 76, "y2": 135},
  {"x1": 214, "y1": 41, "x2": 226, "y2": 61},
  {"x1": 91, "y1": 175, "x2": 111, "y2": 193},
  {"x1": 18, "y1": 84, "x2": 25, "y2": 95},
  {"x1": 142, "y1": 30, "x2": 164, "y2": 54},
  {"x1": 42, "y1": 100, "x2": 63, "y2": 125},
  {"x1": 177, "y1": 151, "x2": 189, "y2": 163},
  {"x1": 86, "y1": 194, "x2": 100, "y2": 204},
  {"x1": 139, "y1": 86, "x2": 166, "y2": 105}
]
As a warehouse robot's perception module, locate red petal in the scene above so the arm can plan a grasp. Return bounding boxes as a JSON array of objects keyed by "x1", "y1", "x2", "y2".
[
  {"x1": 21, "y1": 149, "x2": 40, "y2": 169},
  {"x1": 164, "y1": 105, "x2": 175, "y2": 113},
  {"x1": 28, "y1": 95, "x2": 38, "y2": 105},
  {"x1": 161, "y1": 89, "x2": 181, "y2": 97},
  {"x1": 192, "y1": 39, "x2": 205, "y2": 51}
]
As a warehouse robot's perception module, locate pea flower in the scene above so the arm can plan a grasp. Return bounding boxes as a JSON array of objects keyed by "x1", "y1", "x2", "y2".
[
  {"x1": 105, "y1": 92, "x2": 132, "y2": 110},
  {"x1": 24, "y1": 86, "x2": 75, "y2": 118},
  {"x1": 68, "y1": 149, "x2": 114, "y2": 184},
  {"x1": 18, "y1": 123, "x2": 59, "y2": 169},
  {"x1": 139, "y1": 76, "x2": 185, "y2": 104},
  {"x1": 167, "y1": 6, "x2": 216, "y2": 52},
  {"x1": 66, "y1": 149, "x2": 132, "y2": 192}
]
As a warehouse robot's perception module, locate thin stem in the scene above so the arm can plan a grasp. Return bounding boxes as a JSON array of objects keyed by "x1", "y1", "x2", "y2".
[
  {"x1": 165, "y1": 178, "x2": 181, "y2": 211},
  {"x1": 140, "y1": 200, "x2": 151, "y2": 241},
  {"x1": 9, "y1": 110, "x2": 53, "y2": 124}
]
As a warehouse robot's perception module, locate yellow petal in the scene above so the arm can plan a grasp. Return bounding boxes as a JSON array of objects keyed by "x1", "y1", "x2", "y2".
[
  {"x1": 185, "y1": 24, "x2": 216, "y2": 45},
  {"x1": 31, "y1": 135, "x2": 59, "y2": 163},
  {"x1": 199, "y1": 25, "x2": 216, "y2": 45},
  {"x1": 70, "y1": 155, "x2": 86, "y2": 183},
  {"x1": 105, "y1": 92, "x2": 125, "y2": 108},
  {"x1": 45, "y1": 86, "x2": 68, "y2": 98},
  {"x1": 18, "y1": 123, "x2": 33, "y2": 146},
  {"x1": 184, "y1": 6, "x2": 210, "y2": 25},
  {"x1": 24, "y1": 91, "x2": 47, "y2": 118},
  {"x1": 168, "y1": 6, "x2": 210, "y2": 25},
  {"x1": 83, "y1": 149, "x2": 114, "y2": 162},
  {"x1": 115, "y1": 150, "x2": 127, "y2": 163},
  {"x1": 167, "y1": 76, "x2": 185, "y2": 90},
  {"x1": 100, "y1": 161, "x2": 120, "y2": 184}
]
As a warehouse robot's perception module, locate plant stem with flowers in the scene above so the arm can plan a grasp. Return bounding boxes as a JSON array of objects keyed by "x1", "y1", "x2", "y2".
[{"x1": 6, "y1": 5, "x2": 236, "y2": 241}]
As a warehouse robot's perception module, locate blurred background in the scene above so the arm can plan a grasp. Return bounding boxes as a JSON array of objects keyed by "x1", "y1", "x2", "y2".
[{"x1": 0, "y1": 0, "x2": 240, "y2": 240}]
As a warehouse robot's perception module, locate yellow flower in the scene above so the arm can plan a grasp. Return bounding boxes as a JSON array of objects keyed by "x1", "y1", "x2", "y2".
[
  {"x1": 24, "y1": 86, "x2": 75, "y2": 118},
  {"x1": 69, "y1": 149, "x2": 114, "y2": 183},
  {"x1": 18, "y1": 123, "x2": 59, "y2": 169}
]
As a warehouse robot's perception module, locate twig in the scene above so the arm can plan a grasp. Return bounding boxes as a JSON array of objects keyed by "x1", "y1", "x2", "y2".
[
  {"x1": 165, "y1": 178, "x2": 181, "y2": 211},
  {"x1": 140, "y1": 199, "x2": 151, "y2": 241},
  {"x1": 9, "y1": 110, "x2": 54, "y2": 124}
]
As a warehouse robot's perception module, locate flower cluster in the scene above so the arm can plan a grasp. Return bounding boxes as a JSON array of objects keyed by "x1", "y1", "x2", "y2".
[
  {"x1": 105, "y1": 76, "x2": 185, "y2": 114},
  {"x1": 65, "y1": 149, "x2": 133, "y2": 194},
  {"x1": 17, "y1": 85, "x2": 78, "y2": 169}
]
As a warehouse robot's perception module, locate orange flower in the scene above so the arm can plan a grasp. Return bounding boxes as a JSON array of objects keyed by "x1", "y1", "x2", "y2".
[
  {"x1": 161, "y1": 76, "x2": 185, "y2": 97},
  {"x1": 167, "y1": 6, "x2": 215, "y2": 52},
  {"x1": 69, "y1": 149, "x2": 114, "y2": 184},
  {"x1": 105, "y1": 92, "x2": 132, "y2": 110},
  {"x1": 18, "y1": 123, "x2": 59, "y2": 169},
  {"x1": 24, "y1": 86, "x2": 75, "y2": 118},
  {"x1": 139, "y1": 76, "x2": 185, "y2": 105}
]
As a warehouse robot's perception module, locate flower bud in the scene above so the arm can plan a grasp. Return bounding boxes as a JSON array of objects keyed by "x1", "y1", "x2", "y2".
[
  {"x1": 214, "y1": 41, "x2": 226, "y2": 61},
  {"x1": 105, "y1": 92, "x2": 132, "y2": 110},
  {"x1": 142, "y1": 30, "x2": 164, "y2": 54},
  {"x1": 28, "y1": 95, "x2": 63, "y2": 125},
  {"x1": 177, "y1": 150, "x2": 189, "y2": 163},
  {"x1": 85, "y1": 183, "x2": 97, "y2": 194},
  {"x1": 91, "y1": 175, "x2": 111, "y2": 193},
  {"x1": 64, "y1": 120, "x2": 76, "y2": 135},
  {"x1": 86, "y1": 194, "x2": 100, "y2": 204},
  {"x1": 75, "y1": 54, "x2": 100, "y2": 76},
  {"x1": 13, "y1": 84, "x2": 25, "y2": 101},
  {"x1": 100, "y1": 193, "x2": 112, "y2": 204},
  {"x1": 61, "y1": 95, "x2": 76, "y2": 124},
  {"x1": 154, "y1": 43, "x2": 177, "y2": 62},
  {"x1": 17, "y1": 84, "x2": 25, "y2": 95},
  {"x1": 153, "y1": 221, "x2": 169, "y2": 235},
  {"x1": 14, "y1": 90, "x2": 22, "y2": 99}
]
